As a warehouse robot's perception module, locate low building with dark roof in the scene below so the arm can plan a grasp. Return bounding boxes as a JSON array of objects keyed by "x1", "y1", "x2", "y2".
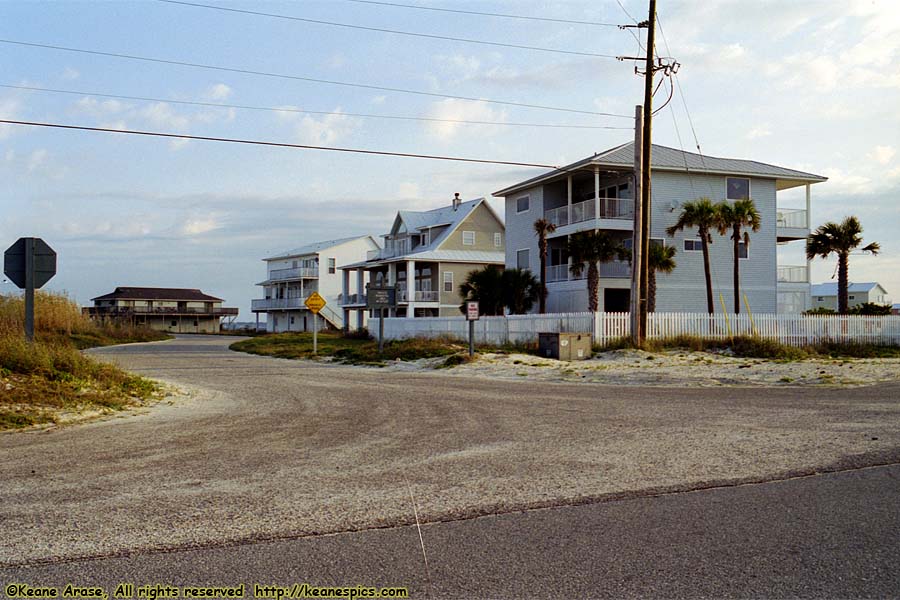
[{"x1": 85, "y1": 287, "x2": 238, "y2": 333}]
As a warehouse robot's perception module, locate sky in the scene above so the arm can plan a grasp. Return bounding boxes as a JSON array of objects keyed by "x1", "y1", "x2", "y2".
[{"x1": 1, "y1": 0, "x2": 898, "y2": 318}]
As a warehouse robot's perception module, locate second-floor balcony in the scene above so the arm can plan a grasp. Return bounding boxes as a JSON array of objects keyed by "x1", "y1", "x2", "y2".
[
  {"x1": 251, "y1": 297, "x2": 308, "y2": 311},
  {"x1": 777, "y1": 265, "x2": 809, "y2": 284},
  {"x1": 268, "y1": 266, "x2": 319, "y2": 281},
  {"x1": 545, "y1": 197, "x2": 634, "y2": 230},
  {"x1": 85, "y1": 306, "x2": 238, "y2": 317},
  {"x1": 397, "y1": 289, "x2": 439, "y2": 303},
  {"x1": 776, "y1": 208, "x2": 808, "y2": 242},
  {"x1": 546, "y1": 260, "x2": 631, "y2": 283},
  {"x1": 341, "y1": 293, "x2": 367, "y2": 306}
]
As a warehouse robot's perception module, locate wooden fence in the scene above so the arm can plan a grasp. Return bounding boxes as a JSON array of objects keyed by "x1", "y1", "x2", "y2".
[{"x1": 370, "y1": 312, "x2": 900, "y2": 347}]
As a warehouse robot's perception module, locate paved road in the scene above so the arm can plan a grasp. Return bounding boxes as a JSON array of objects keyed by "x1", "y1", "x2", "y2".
[
  {"x1": 1, "y1": 335, "x2": 899, "y2": 589},
  {"x1": 3, "y1": 464, "x2": 899, "y2": 598}
]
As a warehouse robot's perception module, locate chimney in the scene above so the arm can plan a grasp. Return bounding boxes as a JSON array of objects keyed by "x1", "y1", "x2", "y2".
[{"x1": 453, "y1": 192, "x2": 461, "y2": 211}]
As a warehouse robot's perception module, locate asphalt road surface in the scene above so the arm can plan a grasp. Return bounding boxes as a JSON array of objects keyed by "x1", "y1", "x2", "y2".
[{"x1": 2, "y1": 335, "x2": 899, "y2": 597}]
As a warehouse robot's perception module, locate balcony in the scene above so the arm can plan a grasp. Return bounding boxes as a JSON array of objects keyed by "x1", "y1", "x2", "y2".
[
  {"x1": 85, "y1": 306, "x2": 238, "y2": 317},
  {"x1": 777, "y1": 265, "x2": 809, "y2": 284},
  {"x1": 546, "y1": 260, "x2": 630, "y2": 283},
  {"x1": 268, "y1": 266, "x2": 318, "y2": 281},
  {"x1": 545, "y1": 198, "x2": 635, "y2": 236},
  {"x1": 776, "y1": 208, "x2": 808, "y2": 242},
  {"x1": 397, "y1": 289, "x2": 439, "y2": 303},
  {"x1": 341, "y1": 293, "x2": 368, "y2": 306},
  {"x1": 251, "y1": 297, "x2": 309, "y2": 311}
]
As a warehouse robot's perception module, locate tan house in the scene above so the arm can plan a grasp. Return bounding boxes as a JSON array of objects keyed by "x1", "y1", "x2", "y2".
[
  {"x1": 340, "y1": 195, "x2": 505, "y2": 325},
  {"x1": 85, "y1": 287, "x2": 238, "y2": 333}
]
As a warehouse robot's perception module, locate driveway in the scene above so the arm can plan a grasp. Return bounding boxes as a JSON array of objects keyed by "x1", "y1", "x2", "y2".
[{"x1": 2, "y1": 334, "x2": 899, "y2": 565}]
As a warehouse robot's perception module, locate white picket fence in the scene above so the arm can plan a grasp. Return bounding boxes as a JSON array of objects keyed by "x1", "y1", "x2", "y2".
[{"x1": 370, "y1": 312, "x2": 900, "y2": 347}]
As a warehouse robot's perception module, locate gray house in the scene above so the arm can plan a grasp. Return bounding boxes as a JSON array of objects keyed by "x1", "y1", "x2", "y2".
[{"x1": 494, "y1": 142, "x2": 826, "y2": 314}]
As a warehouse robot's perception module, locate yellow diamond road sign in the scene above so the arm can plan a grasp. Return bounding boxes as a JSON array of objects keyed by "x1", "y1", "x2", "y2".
[{"x1": 304, "y1": 292, "x2": 326, "y2": 314}]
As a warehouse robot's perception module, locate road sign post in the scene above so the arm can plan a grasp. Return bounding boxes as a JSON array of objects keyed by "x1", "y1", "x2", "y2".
[
  {"x1": 366, "y1": 285, "x2": 397, "y2": 356},
  {"x1": 4, "y1": 237, "x2": 57, "y2": 342},
  {"x1": 466, "y1": 301, "x2": 479, "y2": 357},
  {"x1": 304, "y1": 292, "x2": 327, "y2": 356}
]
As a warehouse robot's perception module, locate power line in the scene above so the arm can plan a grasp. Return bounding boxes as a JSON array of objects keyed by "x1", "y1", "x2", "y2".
[
  {"x1": 615, "y1": 0, "x2": 639, "y2": 25},
  {"x1": 0, "y1": 118, "x2": 561, "y2": 168},
  {"x1": 0, "y1": 39, "x2": 632, "y2": 118},
  {"x1": 158, "y1": 0, "x2": 619, "y2": 59},
  {"x1": 0, "y1": 84, "x2": 630, "y2": 130},
  {"x1": 341, "y1": 0, "x2": 623, "y2": 27}
]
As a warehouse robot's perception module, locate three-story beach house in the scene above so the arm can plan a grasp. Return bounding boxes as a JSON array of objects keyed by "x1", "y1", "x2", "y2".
[
  {"x1": 494, "y1": 142, "x2": 826, "y2": 314},
  {"x1": 252, "y1": 236, "x2": 380, "y2": 332},
  {"x1": 340, "y1": 195, "x2": 505, "y2": 325}
]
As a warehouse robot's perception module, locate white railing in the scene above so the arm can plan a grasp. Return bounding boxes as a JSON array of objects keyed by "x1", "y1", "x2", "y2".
[
  {"x1": 544, "y1": 197, "x2": 635, "y2": 227},
  {"x1": 252, "y1": 297, "x2": 308, "y2": 311},
  {"x1": 369, "y1": 312, "x2": 900, "y2": 347},
  {"x1": 546, "y1": 260, "x2": 629, "y2": 282},
  {"x1": 341, "y1": 293, "x2": 367, "y2": 305},
  {"x1": 777, "y1": 208, "x2": 808, "y2": 229},
  {"x1": 268, "y1": 267, "x2": 318, "y2": 280},
  {"x1": 398, "y1": 290, "x2": 439, "y2": 302},
  {"x1": 778, "y1": 265, "x2": 809, "y2": 283}
]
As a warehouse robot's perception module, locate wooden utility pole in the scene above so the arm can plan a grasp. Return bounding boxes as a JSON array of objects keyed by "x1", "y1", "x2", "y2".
[
  {"x1": 630, "y1": 105, "x2": 643, "y2": 345},
  {"x1": 638, "y1": 0, "x2": 657, "y2": 345}
]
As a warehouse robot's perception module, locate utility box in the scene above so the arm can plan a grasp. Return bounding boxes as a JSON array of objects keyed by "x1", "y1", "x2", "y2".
[{"x1": 538, "y1": 332, "x2": 592, "y2": 361}]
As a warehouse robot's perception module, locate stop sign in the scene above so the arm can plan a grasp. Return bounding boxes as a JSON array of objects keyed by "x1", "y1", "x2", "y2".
[{"x1": 4, "y1": 237, "x2": 57, "y2": 289}]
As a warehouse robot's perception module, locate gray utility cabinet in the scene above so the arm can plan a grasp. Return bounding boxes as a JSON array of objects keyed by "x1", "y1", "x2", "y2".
[{"x1": 538, "y1": 332, "x2": 592, "y2": 361}]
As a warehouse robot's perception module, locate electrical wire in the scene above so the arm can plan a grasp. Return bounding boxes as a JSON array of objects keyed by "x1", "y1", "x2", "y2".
[
  {"x1": 0, "y1": 118, "x2": 561, "y2": 168},
  {"x1": 157, "y1": 0, "x2": 619, "y2": 59},
  {"x1": 0, "y1": 84, "x2": 630, "y2": 130},
  {"x1": 341, "y1": 0, "x2": 622, "y2": 27},
  {"x1": 0, "y1": 39, "x2": 632, "y2": 118}
]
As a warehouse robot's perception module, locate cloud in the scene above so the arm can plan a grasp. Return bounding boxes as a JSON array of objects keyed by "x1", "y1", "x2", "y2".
[
  {"x1": 205, "y1": 83, "x2": 232, "y2": 101},
  {"x1": 61, "y1": 67, "x2": 80, "y2": 81},
  {"x1": 275, "y1": 107, "x2": 360, "y2": 145},
  {"x1": 870, "y1": 145, "x2": 896, "y2": 165},
  {"x1": 746, "y1": 126, "x2": 772, "y2": 140},
  {"x1": 27, "y1": 149, "x2": 48, "y2": 172},
  {"x1": 180, "y1": 218, "x2": 222, "y2": 236},
  {"x1": 0, "y1": 94, "x2": 23, "y2": 139},
  {"x1": 425, "y1": 99, "x2": 507, "y2": 141}
]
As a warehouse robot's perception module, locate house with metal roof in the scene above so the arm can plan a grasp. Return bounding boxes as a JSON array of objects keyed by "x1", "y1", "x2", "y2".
[
  {"x1": 340, "y1": 194, "x2": 505, "y2": 322},
  {"x1": 494, "y1": 142, "x2": 827, "y2": 314},
  {"x1": 252, "y1": 235, "x2": 380, "y2": 333},
  {"x1": 811, "y1": 282, "x2": 890, "y2": 312},
  {"x1": 85, "y1": 287, "x2": 238, "y2": 333}
]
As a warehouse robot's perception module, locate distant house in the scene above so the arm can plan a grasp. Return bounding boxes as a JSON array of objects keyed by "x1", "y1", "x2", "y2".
[
  {"x1": 85, "y1": 287, "x2": 238, "y2": 333},
  {"x1": 494, "y1": 142, "x2": 826, "y2": 314},
  {"x1": 252, "y1": 236, "x2": 380, "y2": 333},
  {"x1": 892, "y1": 303, "x2": 900, "y2": 316},
  {"x1": 811, "y1": 282, "x2": 890, "y2": 311},
  {"x1": 340, "y1": 195, "x2": 505, "y2": 324}
]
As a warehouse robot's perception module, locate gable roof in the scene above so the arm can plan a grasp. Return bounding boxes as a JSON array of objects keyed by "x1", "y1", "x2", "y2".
[
  {"x1": 493, "y1": 142, "x2": 828, "y2": 196},
  {"x1": 811, "y1": 282, "x2": 886, "y2": 296},
  {"x1": 92, "y1": 287, "x2": 223, "y2": 302},
  {"x1": 394, "y1": 197, "x2": 500, "y2": 252},
  {"x1": 265, "y1": 235, "x2": 377, "y2": 261}
]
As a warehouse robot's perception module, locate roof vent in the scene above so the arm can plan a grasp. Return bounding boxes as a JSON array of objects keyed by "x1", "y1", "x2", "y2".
[{"x1": 453, "y1": 192, "x2": 461, "y2": 211}]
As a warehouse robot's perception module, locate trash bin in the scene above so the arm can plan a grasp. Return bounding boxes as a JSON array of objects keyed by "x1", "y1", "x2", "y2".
[{"x1": 538, "y1": 332, "x2": 592, "y2": 360}]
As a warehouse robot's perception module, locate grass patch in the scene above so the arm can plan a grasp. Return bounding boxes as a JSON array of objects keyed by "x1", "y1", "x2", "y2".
[
  {"x1": 1, "y1": 292, "x2": 164, "y2": 431},
  {"x1": 231, "y1": 331, "x2": 459, "y2": 364}
]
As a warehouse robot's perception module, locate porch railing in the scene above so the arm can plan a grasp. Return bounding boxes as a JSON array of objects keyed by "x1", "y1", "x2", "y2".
[
  {"x1": 269, "y1": 267, "x2": 318, "y2": 280},
  {"x1": 776, "y1": 208, "x2": 808, "y2": 229},
  {"x1": 777, "y1": 265, "x2": 809, "y2": 283},
  {"x1": 544, "y1": 197, "x2": 634, "y2": 227}
]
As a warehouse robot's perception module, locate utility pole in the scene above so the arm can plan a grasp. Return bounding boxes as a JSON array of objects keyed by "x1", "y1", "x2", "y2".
[
  {"x1": 630, "y1": 105, "x2": 643, "y2": 346},
  {"x1": 639, "y1": 0, "x2": 656, "y2": 345}
]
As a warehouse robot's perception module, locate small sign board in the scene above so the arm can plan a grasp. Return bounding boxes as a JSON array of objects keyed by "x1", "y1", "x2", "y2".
[
  {"x1": 304, "y1": 292, "x2": 326, "y2": 314},
  {"x1": 466, "y1": 301, "x2": 480, "y2": 321},
  {"x1": 4, "y1": 237, "x2": 56, "y2": 289},
  {"x1": 367, "y1": 285, "x2": 396, "y2": 309}
]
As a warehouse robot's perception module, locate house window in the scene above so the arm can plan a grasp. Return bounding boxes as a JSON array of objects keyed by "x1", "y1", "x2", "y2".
[
  {"x1": 494, "y1": 232, "x2": 502, "y2": 247},
  {"x1": 849, "y1": 295, "x2": 855, "y2": 300},
  {"x1": 171, "y1": 320, "x2": 177, "y2": 327},
  {"x1": 517, "y1": 248, "x2": 530, "y2": 270},
  {"x1": 292, "y1": 260, "x2": 298, "y2": 268},
  {"x1": 462, "y1": 231, "x2": 475, "y2": 246},
  {"x1": 290, "y1": 316, "x2": 295, "y2": 325},
  {"x1": 623, "y1": 238, "x2": 664, "y2": 251},
  {"x1": 443, "y1": 271, "x2": 453, "y2": 292},
  {"x1": 817, "y1": 296, "x2": 824, "y2": 301},
  {"x1": 738, "y1": 241, "x2": 749, "y2": 259},
  {"x1": 193, "y1": 320, "x2": 199, "y2": 327},
  {"x1": 683, "y1": 238, "x2": 703, "y2": 251},
  {"x1": 516, "y1": 196, "x2": 530, "y2": 214},
  {"x1": 328, "y1": 257, "x2": 336, "y2": 274},
  {"x1": 726, "y1": 177, "x2": 750, "y2": 201}
]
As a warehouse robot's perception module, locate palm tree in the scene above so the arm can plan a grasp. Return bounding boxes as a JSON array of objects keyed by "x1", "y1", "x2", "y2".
[
  {"x1": 568, "y1": 231, "x2": 627, "y2": 312},
  {"x1": 806, "y1": 216, "x2": 880, "y2": 314},
  {"x1": 502, "y1": 268, "x2": 540, "y2": 314},
  {"x1": 458, "y1": 265, "x2": 505, "y2": 315},
  {"x1": 666, "y1": 198, "x2": 719, "y2": 314},
  {"x1": 533, "y1": 218, "x2": 557, "y2": 314},
  {"x1": 716, "y1": 198, "x2": 760, "y2": 313},
  {"x1": 647, "y1": 243, "x2": 677, "y2": 312}
]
